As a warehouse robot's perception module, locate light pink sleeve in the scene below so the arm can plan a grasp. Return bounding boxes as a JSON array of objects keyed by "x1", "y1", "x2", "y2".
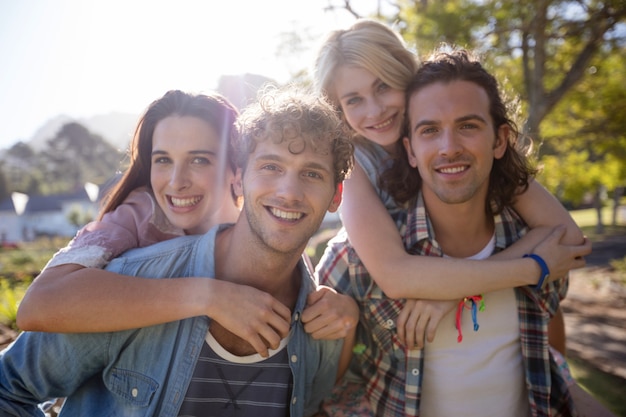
[{"x1": 44, "y1": 188, "x2": 184, "y2": 269}]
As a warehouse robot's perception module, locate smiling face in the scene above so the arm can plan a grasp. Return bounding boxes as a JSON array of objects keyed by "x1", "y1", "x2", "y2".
[
  {"x1": 150, "y1": 115, "x2": 236, "y2": 235},
  {"x1": 333, "y1": 65, "x2": 405, "y2": 153},
  {"x1": 233, "y1": 137, "x2": 342, "y2": 256},
  {"x1": 403, "y1": 80, "x2": 508, "y2": 209}
]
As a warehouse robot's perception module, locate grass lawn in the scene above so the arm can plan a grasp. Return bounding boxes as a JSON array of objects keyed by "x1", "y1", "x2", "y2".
[
  {"x1": 570, "y1": 206, "x2": 626, "y2": 229},
  {"x1": 569, "y1": 357, "x2": 626, "y2": 416}
]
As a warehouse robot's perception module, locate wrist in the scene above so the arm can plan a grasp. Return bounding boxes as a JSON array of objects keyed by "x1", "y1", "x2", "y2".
[{"x1": 523, "y1": 254, "x2": 550, "y2": 290}]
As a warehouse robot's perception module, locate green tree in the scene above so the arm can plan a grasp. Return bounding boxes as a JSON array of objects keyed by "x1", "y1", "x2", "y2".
[
  {"x1": 538, "y1": 50, "x2": 626, "y2": 231},
  {"x1": 1, "y1": 142, "x2": 41, "y2": 195},
  {"x1": 40, "y1": 122, "x2": 122, "y2": 194},
  {"x1": 0, "y1": 164, "x2": 8, "y2": 202}
]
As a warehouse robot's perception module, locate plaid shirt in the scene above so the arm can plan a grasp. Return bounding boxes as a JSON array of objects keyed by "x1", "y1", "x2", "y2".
[{"x1": 317, "y1": 192, "x2": 575, "y2": 417}]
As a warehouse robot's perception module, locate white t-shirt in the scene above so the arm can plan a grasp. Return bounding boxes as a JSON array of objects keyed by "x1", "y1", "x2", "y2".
[{"x1": 420, "y1": 234, "x2": 531, "y2": 417}]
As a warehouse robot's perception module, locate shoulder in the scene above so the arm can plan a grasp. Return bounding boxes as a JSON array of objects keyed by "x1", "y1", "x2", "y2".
[
  {"x1": 495, "y1": 205, "x2": 528, "y2": 245},
  {"x1": 105, "y1": 227, "x2": 220, "y2": 277}
]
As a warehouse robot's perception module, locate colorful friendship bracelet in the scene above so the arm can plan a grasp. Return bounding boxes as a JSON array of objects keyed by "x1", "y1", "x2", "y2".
[{"x1": 455, "y1": 295, "x2": 485, "y2": 343}]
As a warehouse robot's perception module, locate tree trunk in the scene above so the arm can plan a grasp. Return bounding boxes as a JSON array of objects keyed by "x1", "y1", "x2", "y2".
[
  {"x1": 613, "y1": 187, "x2": 624, "y2": 226},
  {"x1": 594, "y1": 186, "x2": 605, "y2": 234}
]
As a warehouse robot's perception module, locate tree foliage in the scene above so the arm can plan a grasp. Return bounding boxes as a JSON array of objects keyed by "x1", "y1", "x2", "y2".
[{"x1": 0, "y1": 122, "x2": 123, "y2": 198}]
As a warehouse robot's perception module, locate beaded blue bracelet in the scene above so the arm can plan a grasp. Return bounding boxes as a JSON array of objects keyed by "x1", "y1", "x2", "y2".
[{"x1": 523, "y1": 254, "x2": 550, "y2": 290}]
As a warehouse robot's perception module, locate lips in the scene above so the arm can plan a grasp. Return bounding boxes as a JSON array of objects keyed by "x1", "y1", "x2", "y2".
[
  {"x1": 169, "y1": 195, "x2": 202, "y2": 208},
  {"x1": 370, "y1": 116, "x2": 394, "y2": 130},
  {"x1": 437, "y1": 165, "x2": 467, "y2": 174},
  {"x1": 269, "y1": 207, "x2": 303, "y2": 221}
]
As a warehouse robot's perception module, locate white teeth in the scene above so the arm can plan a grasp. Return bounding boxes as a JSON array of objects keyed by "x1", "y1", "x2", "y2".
[
  {"x1": 270, "y1": 207, "x2": 303, "y2": 220},
  {"x1": 171, "y1": 196, "x2": 201, "y2": 207},
  {"x1": 372, "y1": 118, "x2": 393, "y2": 129},
  {"x1": 439, "y1": 166, "x2": 466, "y2": 174}
]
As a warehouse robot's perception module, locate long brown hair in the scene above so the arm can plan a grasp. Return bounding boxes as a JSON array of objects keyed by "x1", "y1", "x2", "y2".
[
  {"x1": 383, "y1": 48, "x2": 537, "y2": 215},
  {"x1": 99, "y1": 90, "x2": 239, "y2": 219}
]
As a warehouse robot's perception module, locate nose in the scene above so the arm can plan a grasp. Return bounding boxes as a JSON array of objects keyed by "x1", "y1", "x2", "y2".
[
  {"x1": 169, "y1": 164, "x2": 191, "y2": 190},
  {"x1": 439, "y1": 129, "x2": 463, "y2": 158},
  {"x1": 365, "y1": 96, "x2": 384, "y2": 118},
  {"x1": 275, "y1": 171, "x2": 304, "y2": 202}
]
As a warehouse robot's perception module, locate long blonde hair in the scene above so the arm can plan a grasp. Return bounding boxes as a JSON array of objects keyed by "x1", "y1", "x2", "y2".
[{"x1": 313, "y1": 19, "x2": 418, "y2": 107}]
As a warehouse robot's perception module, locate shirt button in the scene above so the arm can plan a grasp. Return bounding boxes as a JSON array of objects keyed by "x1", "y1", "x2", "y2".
[
  {"x1": 292, "y1": 397, "x2": 297, "y2": 405},
  {"x1": 411, "y1": 368, "x2": 420, "y2": 376},
  {"x1": 291, "y1": 354, "x2": 298, "y2": 363},
  {"x1": 131, "y1": 388, "x2": 139, "y2": 397},
  {"x1": 385, "y1": 319, "x2": 394, "y2": 329},
  {"x1": 294, "y1": 312, "x2": 300, "y2": 321}
]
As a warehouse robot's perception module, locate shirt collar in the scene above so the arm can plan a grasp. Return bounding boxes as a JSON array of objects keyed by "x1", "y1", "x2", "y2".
[{"x1": 403, "y1": 191, "x2": 527, "y2": 255}]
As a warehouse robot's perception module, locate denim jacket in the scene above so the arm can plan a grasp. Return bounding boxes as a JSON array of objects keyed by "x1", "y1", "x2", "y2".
[{"x1": 0, "y1": 225, "x2": 342, "y2": 417}]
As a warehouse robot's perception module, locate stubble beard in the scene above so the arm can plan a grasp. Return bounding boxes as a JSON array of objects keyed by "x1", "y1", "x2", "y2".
[{"x1": 243, "y1": 203, "x2": 312, "y2": 258}]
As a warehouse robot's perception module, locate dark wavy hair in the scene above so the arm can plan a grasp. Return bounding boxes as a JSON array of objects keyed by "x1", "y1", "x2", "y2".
[
  {"x1": 99, "y1": 90, "x2": 239, "y2": 219},
  {"x1": 235, "y1": 86, "x2": 354, "y2": 187},
  {"x1": 383, "y1": 48, "x2": 537, "y2": 215}
]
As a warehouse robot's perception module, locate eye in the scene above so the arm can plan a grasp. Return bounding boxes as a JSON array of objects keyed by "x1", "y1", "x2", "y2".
[
  {"x1": 419, "y1": 126, "x2": 438, "y2": 136},
  {"x1": 376, "y1": 82, "x2": 391, "y2": 92},
  {"x1": 153, "y1": 156, "x2": 171, "y2": 164},
  {"x1": 344, "y1": 96, "x2": 362, "y2": 106},
  {"x1": 191, "y1": 156, "x2": 211, "y2": 165},
  {"x1": 304, "y1": 171, "x2": 323, "y2": 180},
  {"x1": 261, "y1": 164, "x2": 280, "y2": 172},
  {"x1": 460, "y1": 123, "x2": 479, "y2": 130}
]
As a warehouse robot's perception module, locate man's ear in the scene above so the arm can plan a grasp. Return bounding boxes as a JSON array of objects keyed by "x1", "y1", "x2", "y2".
[
  {"x1": 232, "y1": 168, "x2": 244, "y2": 197},
  {"x1": 328, "y1": 182, "x2": 343, "y2": 213},
  {"x1": 494, "y1": 124, "x2": 510, "y2": 159},
  {"x1": 403, "y1": 136, "x2": 418, "y2": 168}
]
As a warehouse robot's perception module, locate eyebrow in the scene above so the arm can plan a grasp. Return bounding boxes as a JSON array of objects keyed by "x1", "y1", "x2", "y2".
[
  {"x1": 339, "y1": 77, "x2": 383, "y2": 101},
  {"x1": 151, "y1": 149, "x2": 217, "y2": 156},
  {"x1": 256, "y1": 153, "x2": 332, "y2": 173},
  {"x1": 413, "y1": 114, "x2": 488, "y2": 132}
]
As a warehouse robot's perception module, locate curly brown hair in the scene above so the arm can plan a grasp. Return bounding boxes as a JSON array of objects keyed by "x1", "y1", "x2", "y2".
[
  {"x1": 235, "y1": 86, "x2": 354, "y2": 187},
  {"x1": 383, "y1": 48, "x2": 537, "y2": 215}
]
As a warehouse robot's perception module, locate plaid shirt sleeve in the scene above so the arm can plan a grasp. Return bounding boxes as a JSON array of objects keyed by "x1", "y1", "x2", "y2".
[{"x1": 498, "y1": 207, "x2": 575, "y2": 416}]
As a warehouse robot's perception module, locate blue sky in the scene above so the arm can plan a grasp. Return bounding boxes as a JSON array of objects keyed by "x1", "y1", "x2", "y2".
[{"x1": 0, "y1": 0, "x2": 358, "y2": 150}]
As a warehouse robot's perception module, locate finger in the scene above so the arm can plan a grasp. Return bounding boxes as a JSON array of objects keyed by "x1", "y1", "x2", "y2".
[
  {"x1": 572, "y1": 257, "x2": 586, "y2": 269},
  {"x1": 274, "y1": 301, "x2": 293, "y2": 324},
  {"x1": 256, "y1": 322, "x2": 284, "y2": 351},
  {"x1": 573, "y1": 238, "x2": 593, "y2": 257},
  {"x1": 246, "y1": 333, "x2": 270, "y2": 358},
  {"x1": 310, "y1": 324, "x2": 340, "y2": 340},
  {"x1": 266, "y1": 312, "x2": 291, "y2": 339},
  {"x1": 404, "y1": 313, "x2": 416, "y2": 349},
  {"x1": 303, "y1": 316, "x2": 326, "y2": 335},
  {"x1": 425, "y1": 314, "x2": 441, "y2": 343},
  {"x1": 306, "y1": 287, "x2": 327, "y2": 306},
  {"x1": 413, "y1": 314, "x2": 429, "y2": 350},
  {"x1": 396, "y1": 304, "x2": 411, "y2": 345},
  {"x1": 548, "y1": 224, "x2": 567, "y2": 242}
]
